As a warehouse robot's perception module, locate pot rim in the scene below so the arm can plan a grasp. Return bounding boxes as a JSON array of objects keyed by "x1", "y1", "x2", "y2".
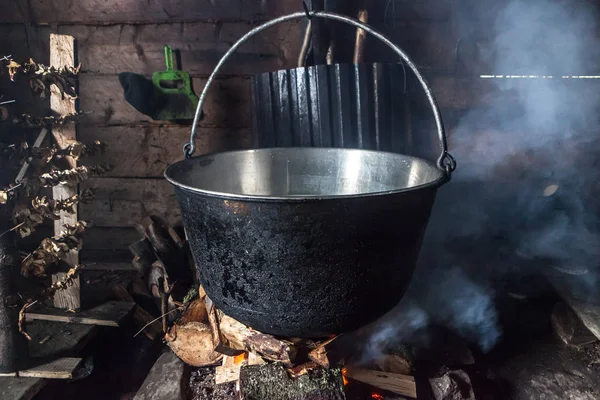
[{"x1": 164, "y1": 147, "x2": 449, "y2": 202}]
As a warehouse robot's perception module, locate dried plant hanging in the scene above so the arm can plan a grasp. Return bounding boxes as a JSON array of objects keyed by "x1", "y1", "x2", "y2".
[
  {"x1": 21, "y1": 221, "x2": 91, "y2": 277},
  {"x1": 13, "y1": 188, "x2": 95, "y2": 238},
  {"x1": 0, "y1": 164, "x2": 112, "y2": 204},
  {"x1": 1, "y1": 111, "x2": 88, "y2": 127},
  {"x1": 2, "y1": 140, "x2": 106, "y2": 165},
  {"x1": 4, "y1": 58, "x2": 80, "y2": 99},
  {"x1": 19, "y1": 263, "x2": 85, "y2": 340},
  {"x1": 39, "y1": 164, "x2": 112, "y2": 187}
]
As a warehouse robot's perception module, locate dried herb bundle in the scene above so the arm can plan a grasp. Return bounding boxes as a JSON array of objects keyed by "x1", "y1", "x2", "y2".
[
  {"x1": 5, "y1": 58, "x2": 80, "y2": 99},
  {"x1": 39, "y1": 164, "x2": 112, "y2": 187},
  {"x1": 19, "y1": 264, "x2": 85, "y2": 340},
  {"x1": 0, "y1": 164, "x2": 111, "y2": 204},
  {"x1": 13, "y1": 189, "x2": 95, "y2": 238},
  {"x1": 0, "y1": 110, "x2": 87, "y2": 127},
  {"x1": 6, "y1": 140, "x2": 107, "y2": 164},
  {"x1": 21, "y1": 221, "x2": 91, "y2": 277}
]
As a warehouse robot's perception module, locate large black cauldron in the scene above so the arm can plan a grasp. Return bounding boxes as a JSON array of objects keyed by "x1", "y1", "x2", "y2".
[{"x1": 165, "y1": 11, "x2": 456, "y2": 337}]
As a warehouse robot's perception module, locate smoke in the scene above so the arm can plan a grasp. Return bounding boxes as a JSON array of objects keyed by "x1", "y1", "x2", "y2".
[{"x1": 362, "y1": 0, "x2": 600, "y2": 358}]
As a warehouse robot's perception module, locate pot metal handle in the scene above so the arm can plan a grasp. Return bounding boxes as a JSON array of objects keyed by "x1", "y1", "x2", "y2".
[{"x1": 184, "y1": 10, "x2": 456, "y2": 175}]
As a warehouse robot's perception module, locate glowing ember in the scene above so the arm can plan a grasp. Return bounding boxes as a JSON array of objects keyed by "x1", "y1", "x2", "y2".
[
  {"x1": 371, "y1": 394, "x2": 384, "y2": 400},
  {"x1": 234, "y1": 353, "x2": 247, "y2": 365},
  {"x1": 341, "y1": 368, "x2": 349, "y2": 386}
]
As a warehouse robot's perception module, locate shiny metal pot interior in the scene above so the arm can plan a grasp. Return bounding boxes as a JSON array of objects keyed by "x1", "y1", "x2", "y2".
[{"x1": 166, "y1": 148, "x2": 446, "y2": 199}]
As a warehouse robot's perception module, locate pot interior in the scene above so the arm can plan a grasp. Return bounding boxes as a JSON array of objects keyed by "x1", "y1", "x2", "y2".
[{"x1": 165, "y1": 147, "x2": 445, "y2": 199}]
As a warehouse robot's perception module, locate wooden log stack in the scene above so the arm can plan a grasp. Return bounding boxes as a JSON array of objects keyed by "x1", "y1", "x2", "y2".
[{"x1": 166, "y1": 283, "x2": 419, "y2": 400}]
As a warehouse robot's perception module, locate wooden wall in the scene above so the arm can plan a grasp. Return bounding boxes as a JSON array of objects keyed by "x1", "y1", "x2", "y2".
[{"x1": 0, "y1": 0, "x2": 598, "y2": 259}]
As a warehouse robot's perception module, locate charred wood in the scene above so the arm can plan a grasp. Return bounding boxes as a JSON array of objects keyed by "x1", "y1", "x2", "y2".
[{"x1": 239, "y1": 363, "x2": 346, "y2": 400}]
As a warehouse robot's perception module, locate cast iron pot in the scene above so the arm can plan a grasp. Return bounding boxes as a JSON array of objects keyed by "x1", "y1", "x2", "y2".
[{"x1": 165, "y1": 11, "x2": 457, "y2": 337}]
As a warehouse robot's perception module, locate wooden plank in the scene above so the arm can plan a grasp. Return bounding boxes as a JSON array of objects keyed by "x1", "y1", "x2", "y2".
[
  {"x1": 25, "y1": 301, "x2": 135, "y2": 327},
  {"x1": 80, "y1": 126, "x2": 252, "y2": 178},
  {"x1": 50, "y1": 33, "x2": 81, "y2": 311},
  {"x1": 0, "y1": 0, "x2": 302, "y2": 24},
  {"x1": 80, "y1": 178, "x2": 180, "y2": 227},
  {"x1": 27, "y1": 320, "x2": 98, "y2": 359},
  {"x1": 19, "y1": 357, "x2": 83, "y2": 380},
  {"x1": 79, "y1": 74, "x2": 251, "y2": 127},
  {"x1": 0, "y1": 377, "x2": 45, "y2": 400}
]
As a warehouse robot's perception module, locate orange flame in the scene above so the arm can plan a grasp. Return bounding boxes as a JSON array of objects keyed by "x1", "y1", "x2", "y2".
[
  {"x1": 371, "y1": 394, "x2": 384, "y2": 400},
  {"x1": 341, "y1": 368, "x2": 349, "y2": 386},
  {"x1": 234, "y1": 353, "x2": 246, "y2": 365}
]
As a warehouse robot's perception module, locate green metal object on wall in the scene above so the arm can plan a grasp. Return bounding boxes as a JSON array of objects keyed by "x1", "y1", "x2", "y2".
[{"x1": 151, "y1": 45, "x2": 199, "y2": 121}]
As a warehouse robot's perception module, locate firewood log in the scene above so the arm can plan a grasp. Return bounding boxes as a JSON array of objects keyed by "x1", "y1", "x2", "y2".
[
  {"x1": 342, "y1": 367, "x2": 416, "y2": 398},
  {"x1": 165, "y1": 322, "x2": 223, "y2": 367},
  {"x1": 219, "y1": 314, "x2": 296, "y2": 365},
  {"x1": 308, "y1": 336, "x2": 338, "y2": 368}
]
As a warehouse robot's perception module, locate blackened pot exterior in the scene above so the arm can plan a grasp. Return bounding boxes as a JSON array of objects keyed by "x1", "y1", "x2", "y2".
[{"x1": 175, "y1": 186, "x2": 438, "y2": 337}]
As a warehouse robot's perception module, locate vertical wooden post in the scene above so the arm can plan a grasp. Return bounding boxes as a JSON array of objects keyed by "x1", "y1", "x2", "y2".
[{"x1": 50, "y1": 34, "x2": 81, "y2": 311}]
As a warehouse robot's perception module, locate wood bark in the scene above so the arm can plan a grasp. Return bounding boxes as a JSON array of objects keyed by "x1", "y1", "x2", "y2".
[{"x1": 219, "y1": 314, "x2": 296, "y2": 365}]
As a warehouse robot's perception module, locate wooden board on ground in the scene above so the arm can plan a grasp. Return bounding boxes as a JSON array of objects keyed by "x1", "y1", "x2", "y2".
[
  {"x1": 25, "y1": 301, "x2": 135, "y2": 327},
  {"x1": 27, "y1": 320, "x2": 99, "y2": 360},
  {"x1": 0, "y1": 376, "x2": 45, "y2": 400},
  {"x1": 50, "y1": 33, "x2": 81, "y2": 311},
  {"x1": 19, "y1": 357, "x2": 83, "y2": 379}
]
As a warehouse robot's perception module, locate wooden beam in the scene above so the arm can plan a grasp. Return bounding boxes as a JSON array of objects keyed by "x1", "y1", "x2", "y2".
[
  {"x1": 0, "y1": 0, "x2": 303, "y2": 24},
  {"x1": 25, "y1": 301, "x2": 135, "y2": 327},
  {"x1": 79, "y1": 178, "x2": 181, "y2": 228},
  {"x1": 50, "y1": 33, "x2": 81, "y2": 311},
  {"x1": 79, "y1": 126, "x2": 252, "y2": 178}
]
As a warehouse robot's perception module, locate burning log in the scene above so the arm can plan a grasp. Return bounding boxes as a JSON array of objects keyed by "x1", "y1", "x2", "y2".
[
  {"x1": 165, "y1": 321, "x2": 223, "y2": 367},
  {"x1": 342, "y1": 367, "x2": 417, "y2": 399},
  {"x1": 219, "y1": 314, "x2": 296, "y2": 365},
  {"x1": 238, "y1": 363, "x2": 346, "y2": 400}
]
